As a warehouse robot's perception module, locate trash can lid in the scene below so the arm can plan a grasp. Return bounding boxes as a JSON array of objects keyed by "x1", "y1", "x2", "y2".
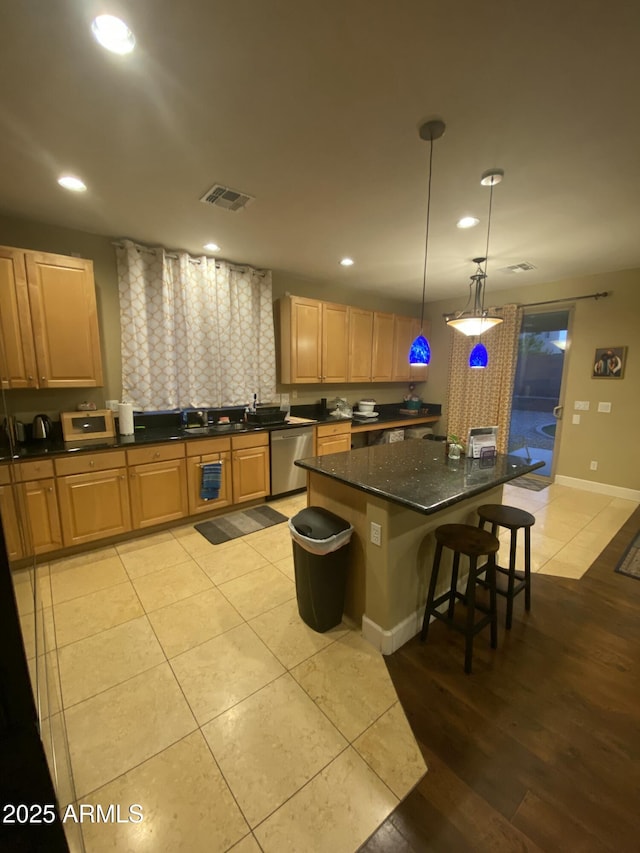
[{"x1": 291, "y1": 506, "x2": 351, "y2": 540}]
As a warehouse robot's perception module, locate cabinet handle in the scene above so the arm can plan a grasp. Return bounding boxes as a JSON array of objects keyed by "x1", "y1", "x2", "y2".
[
  {"x1": 90, "y1": 460, "x2": 95, "y2": 467},
  {"x1": 47, "y1": 487, "x2": 53, "y2": 493},
  {"x1": 120, "y1": 475, "x2": 125, "y2": 480},
  {"x1": 41, "y1": 377, "x2": 46, "y2": 382},
  {"x1": 154, "y1": 451, "x2": 160, "y2": 458}
]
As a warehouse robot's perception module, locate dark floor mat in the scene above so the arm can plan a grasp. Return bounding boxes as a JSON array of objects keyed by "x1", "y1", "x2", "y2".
[
  {"x1": 614, "y1": 531, "x2": 640, "y2": 580},
  {"x1": 194, "y1": 506, "x2": 288, "y2": 545}
]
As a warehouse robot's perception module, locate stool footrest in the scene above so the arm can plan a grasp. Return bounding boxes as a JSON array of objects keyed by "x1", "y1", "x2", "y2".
[{"x1": 429, "y1": 608, "x2": 494, "y2": 638}]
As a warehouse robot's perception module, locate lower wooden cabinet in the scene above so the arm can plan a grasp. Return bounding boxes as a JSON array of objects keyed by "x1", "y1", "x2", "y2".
[
  {"x1": 0, "y1": 478, "x2": 25, "y2": 561},
  {"x1": 19, "y1": 478, "x2": 63, "y2": 555},
  {"x1": 186, "y1": 438, "x2": 233, "y2": 514},
  {"x1": 231, "y1": 433, "x2": 270, "y2": 503},
  {"x1": 126, "y1": 444, "x2": 188, "y2": 529},
  {"x1": 55, "y1": 451, "x2": 131, "y2": 548},
  {"x1": 315, "y1": 422, "x2": 352, "y2": 456}
]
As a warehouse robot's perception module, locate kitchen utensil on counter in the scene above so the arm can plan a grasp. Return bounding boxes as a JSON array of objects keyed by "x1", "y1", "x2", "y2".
[
  {"x1": 357, "y1": 399, "x2": 376, "y2": 413},
  {"x1": 32, "y1": 414, "x2": 52, "y2": 440},
  {"x1": 2, "y1": 416, "x2": 26, "y2": 445}
]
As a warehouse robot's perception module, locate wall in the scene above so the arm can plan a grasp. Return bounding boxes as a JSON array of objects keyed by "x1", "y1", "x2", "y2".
[{"x1": 423, "y1": 268, "x2": 640, "y2": 491}]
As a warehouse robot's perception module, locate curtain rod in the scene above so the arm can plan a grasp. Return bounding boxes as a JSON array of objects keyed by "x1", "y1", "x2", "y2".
[
  {"x1": 111, "y1": 240, "x2": 268, "y2": 277},
  {"x1": 517, "y1": 291, "x2": 609, "y2": 308},
  {"x1": 442, "y1": 290, "x2": 609, "y2": 318}
]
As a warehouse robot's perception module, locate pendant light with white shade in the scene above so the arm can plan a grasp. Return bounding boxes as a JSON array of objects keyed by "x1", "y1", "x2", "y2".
[
  {"x1": 409, "y1": 119, "x2": 446, "y2": 366},
  {"x1": 446, "y1": 169, "x2": 504, "y2": 345}
]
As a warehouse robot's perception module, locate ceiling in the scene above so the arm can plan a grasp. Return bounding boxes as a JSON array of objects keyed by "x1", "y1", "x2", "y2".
[{"x1": 1, "y1": 0, "x2": 639, "y2": 303}]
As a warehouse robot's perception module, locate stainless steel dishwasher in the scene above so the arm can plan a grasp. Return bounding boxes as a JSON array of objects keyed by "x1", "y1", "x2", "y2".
[{"x1": 270, "y1": 426, "x2": 314, "y2": 496}]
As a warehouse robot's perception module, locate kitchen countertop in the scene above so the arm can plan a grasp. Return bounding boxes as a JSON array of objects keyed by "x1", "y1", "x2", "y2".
[
  {"x1": 296, "y1": 441, "x2": 544, "y2": 516},
  {"x1": 0, "y1": 410, "x2": 440, "y2": 462}
]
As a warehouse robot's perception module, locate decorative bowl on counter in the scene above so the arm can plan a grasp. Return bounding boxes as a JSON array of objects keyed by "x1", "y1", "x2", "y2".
[{"x1": 357, "y1": 400, "x2": 376, "y2": 413}]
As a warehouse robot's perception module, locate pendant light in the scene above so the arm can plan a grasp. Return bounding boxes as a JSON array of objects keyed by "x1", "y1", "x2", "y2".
[
  {"x1": 445, "y1": 169, "x2": 504, "y2": 337},
  {"x1": 469, "y1": 340, "x2": 489, "y2": 368},
  {"x1": 409, "y1": 118, "x2": 446, "y2": 366}
]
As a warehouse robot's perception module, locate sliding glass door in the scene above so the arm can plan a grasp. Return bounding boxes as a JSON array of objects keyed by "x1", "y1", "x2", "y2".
[{"x1": 508, "y1": 309, "x2": 571, "y2": 478}]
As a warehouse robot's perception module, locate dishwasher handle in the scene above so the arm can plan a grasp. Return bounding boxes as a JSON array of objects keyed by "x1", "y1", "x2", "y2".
[{"x1": 271, "y1": 427, "x2": 314, "y2": 441}]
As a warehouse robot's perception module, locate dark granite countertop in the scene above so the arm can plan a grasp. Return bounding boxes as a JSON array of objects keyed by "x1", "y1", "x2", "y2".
[{"x1": 295, "y1": 442, "x2": 544, "y2": 516}]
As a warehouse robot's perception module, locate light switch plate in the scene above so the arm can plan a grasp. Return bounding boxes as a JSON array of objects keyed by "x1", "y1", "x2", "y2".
[
  {"x1": 572, "y1": 413, "x2": 581, "y2": 424},
  {"x1": 574, "y1": 400, "x2": 590, "y2": 411},
  {"x1": 597, "y1": 401, "x2": 612, "y2": 413}
]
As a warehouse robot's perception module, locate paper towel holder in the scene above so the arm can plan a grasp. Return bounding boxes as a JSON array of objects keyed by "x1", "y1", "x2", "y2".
[{"x1": 61, "y1": 410, "x2": 115, "y2": 442}]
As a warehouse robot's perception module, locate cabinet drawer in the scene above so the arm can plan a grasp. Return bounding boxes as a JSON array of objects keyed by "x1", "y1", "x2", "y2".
[
  {"x1": 0, "y1": 465, "x2": 12, "y2": 486},
  {"x1": 231, "y1": 431, "x2": 269, "y2": 450},
  {"x1": 316, "y1": 421, "x2": 351, "y2": 438},
  {"x1": 185, "y1": 437, "x2": 231, "y2": 457},
  {"x1": 126, "y1": 443, "x2": 186, "y2": 466},
  {"x1": 15, "y1": 459, "x2": 55, "y2": 481},
  {"x1": 55, "y1": 450, "x2": 127, "y2": 476}
]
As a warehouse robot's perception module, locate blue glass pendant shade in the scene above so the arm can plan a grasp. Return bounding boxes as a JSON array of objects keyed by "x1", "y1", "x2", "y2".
[
  {"x1": 469, "y1": 341, "x2": 488, "y2": 368},
  {"x1": 409, "y1": 333, "x2": 431, "y2": 366}
]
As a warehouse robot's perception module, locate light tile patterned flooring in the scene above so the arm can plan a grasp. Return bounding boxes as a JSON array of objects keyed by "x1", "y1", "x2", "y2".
[{"x1": 14, "y1": 482, "x2": 638, "y2": 852}]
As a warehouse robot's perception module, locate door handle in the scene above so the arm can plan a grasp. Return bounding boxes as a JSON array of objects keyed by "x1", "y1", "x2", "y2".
[{"x1": 553, "y1": 405, "x2": 563, "y2": 419}]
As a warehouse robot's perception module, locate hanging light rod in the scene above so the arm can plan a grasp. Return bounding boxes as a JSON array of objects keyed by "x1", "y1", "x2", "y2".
[
  {"x1": 409, "y1": 118, "x2": 446, "y2": 367},
  {"x1": 441, "y1": 290, "x2": 610, "y2": 319}
]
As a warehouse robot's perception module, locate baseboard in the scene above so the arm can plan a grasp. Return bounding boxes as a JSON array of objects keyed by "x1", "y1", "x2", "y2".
[
  {"x1": 362, "y1": 611, "x2": 424, "y2": 656},
  {"x1": 554, "y1": 475, "x2": 640, "y2": 502}
]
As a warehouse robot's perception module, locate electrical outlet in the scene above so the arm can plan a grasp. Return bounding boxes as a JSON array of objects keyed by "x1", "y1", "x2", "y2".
[
  {"x1": 572, "y1": 413, "x2": 581, "y2": 424},
  {"x1": 590, "y1": 460, "x2": 598, "y2": 471},
  {"x1": 597, "y1": 401, "x2": 611, "y2": 413},
  {"x1": 370, "y1": 522, "x2": 382, "y2": 546},
  {"x1": 291, "y1": 389, "x2": 298, "y2": 399},
  {"x1": 574, "y1": 400, "x2": 590, "y2": 411}
]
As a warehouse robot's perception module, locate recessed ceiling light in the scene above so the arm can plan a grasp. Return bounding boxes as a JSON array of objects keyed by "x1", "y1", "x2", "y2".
[
  {"x1": 57, "y1": 175, "x2": 87, "y2": 192},
  {"x1": 456, "y1": 216, "x2": 479, "y2": 229},
  {"x1": 340, "y1": 258, "x2": 354, "y2": 267},
  {"x1": 91, "y1": 15, "x2": 136, "y2": 55},
  {"x1": 203, "y1": 242, "x2": 220, "y2": 252}
]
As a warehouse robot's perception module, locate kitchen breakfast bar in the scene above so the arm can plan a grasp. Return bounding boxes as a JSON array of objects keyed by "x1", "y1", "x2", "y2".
[{"x1": 296, "y1": 441, "x2": 544, "y2": 654}]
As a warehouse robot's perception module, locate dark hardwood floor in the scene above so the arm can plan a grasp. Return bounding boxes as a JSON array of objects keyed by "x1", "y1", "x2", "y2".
[{"x1": 361, "y1": 506, "x2": 640, "y2": 852}]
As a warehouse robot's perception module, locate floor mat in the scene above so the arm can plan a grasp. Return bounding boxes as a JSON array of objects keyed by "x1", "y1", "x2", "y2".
[
  {"x1": 194, "y1": 505, "x2": 288, "y2": 545},
  {"x1": 614, "y1": 531, "x2": 640, "y2": 580},
  {"x1": 510, "y1": 475, "x2": 548, "y2": 492}
]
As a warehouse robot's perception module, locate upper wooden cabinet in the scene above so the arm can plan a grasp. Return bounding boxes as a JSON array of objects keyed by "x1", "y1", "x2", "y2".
[
  {"x1": 0, "y1": 245, "x2": 103, "y2": 389},
  {"x1": 392, "y1": 316, "x2": 429, "y2": 383},
  {"x1": 280, "y1": 295, "x2": 425, "y2": 385},
  {"x1": 279, "y1": 295, "x2": 348, "y2": 384}
]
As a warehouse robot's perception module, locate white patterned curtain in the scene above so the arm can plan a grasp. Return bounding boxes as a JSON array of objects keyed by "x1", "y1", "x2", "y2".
[
  {"x1": 117, "y1": 240, "x2": 276, "y2": 410},
  {"x1": 446, "y1": 304, "x2": 522, "y2": 454}
]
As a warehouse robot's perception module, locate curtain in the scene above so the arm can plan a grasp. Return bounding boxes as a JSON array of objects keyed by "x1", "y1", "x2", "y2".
[
  {"x1": 117, "y1": 240, "x2": 276, "y2": 410},
  {"x1": 446, "y1": 304, "x2": 522, "y2": 454}
]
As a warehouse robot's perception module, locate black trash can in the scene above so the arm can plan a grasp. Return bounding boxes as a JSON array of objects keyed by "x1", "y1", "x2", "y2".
[{"x1": 289, "y1": 506, "x2": 353, "y2": 633}]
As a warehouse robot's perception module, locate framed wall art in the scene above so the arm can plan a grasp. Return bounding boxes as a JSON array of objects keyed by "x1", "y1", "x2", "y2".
[{"x1": 592, "y1": 346, "x2": 626, "y2": 378}]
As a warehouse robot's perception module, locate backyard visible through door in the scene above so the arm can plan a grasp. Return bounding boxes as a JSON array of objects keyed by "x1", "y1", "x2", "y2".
[{"x1": 508, "y1": 310, "x2": 570, "y2": 477}]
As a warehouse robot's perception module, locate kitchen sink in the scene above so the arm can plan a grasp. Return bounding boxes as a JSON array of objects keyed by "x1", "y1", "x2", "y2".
[{"x1": 182, "y1": 423, "x2": 248, "y2": 436}]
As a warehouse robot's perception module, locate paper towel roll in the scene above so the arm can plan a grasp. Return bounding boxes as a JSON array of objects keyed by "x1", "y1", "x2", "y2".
[{"x1": 118, "y1": 403, "x2": 134, "y2": 435}]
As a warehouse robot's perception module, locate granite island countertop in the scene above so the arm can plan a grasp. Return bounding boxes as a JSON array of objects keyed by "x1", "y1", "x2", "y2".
[{"x1": 296, "y1": 441, "x2": 544, "y2": 516}]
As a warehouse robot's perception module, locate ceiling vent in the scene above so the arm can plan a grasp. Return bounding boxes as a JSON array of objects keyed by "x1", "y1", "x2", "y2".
[
  {"x1": 498, "y1": 262, "x2": 537, "y2": 274},
  {"x1": 199, "y1": 184, "x2": 254, "y2": 212}
]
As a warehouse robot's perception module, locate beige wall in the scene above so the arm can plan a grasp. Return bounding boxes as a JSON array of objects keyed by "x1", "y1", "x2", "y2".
[
  {"x1": 2, "y1": 211, "x2": 637, "y2": 491},
  {"x1": 424, "y1": 268, "x2": 640, "y2": 491}
]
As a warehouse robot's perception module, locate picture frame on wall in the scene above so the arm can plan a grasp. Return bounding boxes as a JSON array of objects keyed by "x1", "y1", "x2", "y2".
[{"x1": 592, "y1": 346, "x2": 626, "y2": 378}]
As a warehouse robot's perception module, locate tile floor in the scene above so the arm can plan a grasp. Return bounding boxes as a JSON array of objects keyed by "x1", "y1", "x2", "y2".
[{"x1": 13, "y1": 482, "x2": 638, "y2": 852}]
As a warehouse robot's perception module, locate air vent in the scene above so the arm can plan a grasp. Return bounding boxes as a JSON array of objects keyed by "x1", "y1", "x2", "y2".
[
  {"x1": 200, "y1": 183, "x2": 254, "y2": 212},
  {"x1": 498, "y1": 262, "x2": 537, "y2": 274}
]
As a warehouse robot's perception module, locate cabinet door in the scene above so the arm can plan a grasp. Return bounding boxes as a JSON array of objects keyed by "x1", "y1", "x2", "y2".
[
  {"x1": 280, "y1": 296, "x2": 322, "y2": 384},
  {"x1": 20, "y1": 479, "x2": 62, "y2": 556},
  {"x1": 25, "y1": 251, "x2": 104, "y2": 388},
  {"x1": 317, "y1": 434, "x2": 351, "y2": 456},
  {"x1": 188, "y1": 451, "x2": 232, "y2": 514},
  {"x1": 232, "y1": 446, "x2": 270, "y2": 503},
  {"x1": 57, "y1": 469, "x2": 131, "y2": 547},
  {"x1": 348, "y1": 307, "x2": 373, "y2": 383},
  {"x1": 129, "y1": 458, "x2": 188, "y2": 529},
  {"x1": 322, "y1": 302, "x2": 349, "y2": 383},
  {"x1": 0, "y1": 483, "x2": 25, "y2": 561},
  {"x1": 391, "y1": 315, "x2": 415, "y2": 382},
  {"x1": 371, "y1": 312, "x2": 394, "y2": 382},
  {"x1": 0, "y1": 246, "x2": 37, "y2": 389}
]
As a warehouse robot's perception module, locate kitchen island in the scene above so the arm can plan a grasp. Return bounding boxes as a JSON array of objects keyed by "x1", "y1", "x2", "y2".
[{"x1": 296, "y1": 441, "x2": 543, "y2": 654}]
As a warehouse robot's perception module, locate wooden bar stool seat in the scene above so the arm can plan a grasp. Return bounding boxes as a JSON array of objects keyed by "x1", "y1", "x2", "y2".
[
  {"x1": 477, "y1": 504, "x2": 535, "y2": 629},
  {"x1": 420, "y1": 523, "x2": 500, "y2": 674}
]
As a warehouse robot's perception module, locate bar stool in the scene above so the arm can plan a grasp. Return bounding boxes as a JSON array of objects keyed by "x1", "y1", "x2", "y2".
[
  {"x1": 477, "y1": 504, "x2": 535, "y2": 629},
  {"x1": 420, "y1": 523, "x2": 500, "y2": 674}
]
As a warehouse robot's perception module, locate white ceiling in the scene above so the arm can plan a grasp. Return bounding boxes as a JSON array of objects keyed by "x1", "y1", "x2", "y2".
[{"x1": 1, "y1": 0, "x2": 639, "y2": 303}]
